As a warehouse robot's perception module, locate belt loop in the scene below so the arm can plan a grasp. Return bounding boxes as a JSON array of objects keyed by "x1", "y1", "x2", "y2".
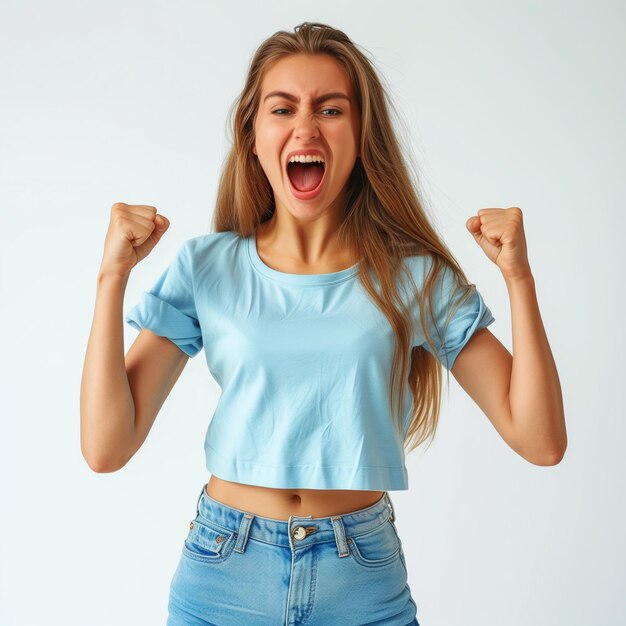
[
  {"x1": 195, "y1": 482, "x2": 207, "y2": 517},
  {"x1": 385, "y1": 492, "x2": 396, "y2": 522},
  {"x1": 234, "y1": 512, "x2": 254, "y2": 554},
  {"x1": 330, "y1": 515, "x2": 350, "y2": 558}
]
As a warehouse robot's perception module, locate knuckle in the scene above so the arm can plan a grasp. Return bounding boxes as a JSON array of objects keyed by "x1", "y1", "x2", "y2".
[{"x1": 111, "y1": 212, "x2": 126, "y2": 227}]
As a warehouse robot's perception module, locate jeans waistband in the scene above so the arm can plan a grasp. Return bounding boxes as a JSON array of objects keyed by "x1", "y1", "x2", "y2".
[{"x1": 191, "y1": 482, "x2": 397, "y2": 556}]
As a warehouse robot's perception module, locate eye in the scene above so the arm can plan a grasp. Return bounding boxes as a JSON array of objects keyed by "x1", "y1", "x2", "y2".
[{"x1": 270, "y1": 108, "x2": 342, "y2": 116}]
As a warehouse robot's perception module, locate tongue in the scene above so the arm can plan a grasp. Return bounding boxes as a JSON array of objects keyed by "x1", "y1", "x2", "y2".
[{"x1": 288, "y1": 163, "x2": 324, "y2": 192}]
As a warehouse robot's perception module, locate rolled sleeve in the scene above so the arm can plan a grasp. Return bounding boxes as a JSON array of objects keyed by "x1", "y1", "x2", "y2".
[
  {"x1": 419, "y1": 263, "x2": 495, "y2": 370},
  {"x1": 124, "y1": 241, "x2": 203, "y2": 358}
]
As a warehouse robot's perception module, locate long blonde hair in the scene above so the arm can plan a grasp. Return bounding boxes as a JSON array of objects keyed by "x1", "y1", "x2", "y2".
[{"x1": 212, "y1": 22, "x2": 481, "y2": 454}]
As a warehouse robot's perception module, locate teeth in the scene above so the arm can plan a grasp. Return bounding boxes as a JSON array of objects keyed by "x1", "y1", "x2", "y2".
[{"x1": 288, "y1": 154, "x2": 325, "y2": 164}]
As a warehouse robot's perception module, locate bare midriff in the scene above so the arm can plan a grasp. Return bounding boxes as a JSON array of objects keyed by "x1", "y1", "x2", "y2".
[{"x1": 206, "y1": 475, "x2": 385, "y2": 521}]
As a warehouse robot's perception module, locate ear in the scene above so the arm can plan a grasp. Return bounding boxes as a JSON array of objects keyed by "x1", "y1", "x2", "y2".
[{"x1": 252, "y1": 144, "x2": 257, "y2": 156}]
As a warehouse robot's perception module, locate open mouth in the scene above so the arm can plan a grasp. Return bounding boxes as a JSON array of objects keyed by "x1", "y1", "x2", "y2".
[{"x1": 286, "y1": 160, "x2": 326, "y2": 193}]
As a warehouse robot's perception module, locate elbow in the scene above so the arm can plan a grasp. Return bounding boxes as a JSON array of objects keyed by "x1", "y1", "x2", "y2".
[
  {"x1": 83, "y1": 453, "x2": 124, "y2": 473},
  {"x1": 81, "y1": 445, "x2": 129, "y2": 474},
  {"x1": 524, "y1": 443, "x2": 567, "y2": 467},
  {"x1": 545, "y1": 444, "x2": 567, "y2": 466},
  {"x1": 543, "y1": 428, "x2": 568, "y2": 466},
  {"x1": 80, "y1": 418, "x2": 132, "y2": 473},
  {"x1": 526, "y1": 452, "x2": 564, "y2": 467},
  {"x1": 514, "y1": 414, "x2": 568, "y2": 467},
  {"x1": 84, "y1": 458, "x2": 123, "y2": 473}
]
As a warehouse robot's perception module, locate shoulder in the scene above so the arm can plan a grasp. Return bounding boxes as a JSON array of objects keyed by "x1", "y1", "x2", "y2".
[
  {"x1": 400, "y1": 252, "x2": 443, "y2": 289},
  {"x1": 184, "y1": 230, "x2": 239, "y2": 254},
  {"x1": 399, "y1": 252, "x2": 470, "y2": 315},
  {"x1": 182, "y1": 230, "x2": 241, "y2": 263},
  {"x1": 181, "y1": 230, "x2": 248, "y2": 279}
]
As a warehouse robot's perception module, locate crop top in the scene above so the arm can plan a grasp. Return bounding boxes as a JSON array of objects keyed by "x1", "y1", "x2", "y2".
[{"x1": 124, "y1": 230, "x2": 495, "y2": 491}]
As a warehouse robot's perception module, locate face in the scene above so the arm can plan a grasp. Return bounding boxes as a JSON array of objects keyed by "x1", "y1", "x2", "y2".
[{"x1": 252, "y1": 53, "x2": 361, "y2": 223}]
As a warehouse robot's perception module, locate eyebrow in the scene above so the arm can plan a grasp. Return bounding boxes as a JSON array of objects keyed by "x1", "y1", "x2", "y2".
[{"x1": 263, "y1": 91, "x2": 351, "y2": 105}]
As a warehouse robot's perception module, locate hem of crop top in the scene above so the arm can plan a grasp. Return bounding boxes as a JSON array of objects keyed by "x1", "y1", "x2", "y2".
[
  {"x1": 205, "y1": 442, "x2": 409, "y2": 491},
  {"x1": 246, "y1": 233, "x2": 361, "y2": 286}
]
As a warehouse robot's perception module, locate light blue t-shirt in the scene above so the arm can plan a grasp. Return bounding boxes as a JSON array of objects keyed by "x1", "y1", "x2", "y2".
[{"x1": 125, "y1": 230, "x2": 495, "y2": 490}]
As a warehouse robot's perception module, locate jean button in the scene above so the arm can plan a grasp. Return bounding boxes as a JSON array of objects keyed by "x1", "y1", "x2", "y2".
[{"x1": 292, "y1": 526, "x2": 306, "y2": 540}]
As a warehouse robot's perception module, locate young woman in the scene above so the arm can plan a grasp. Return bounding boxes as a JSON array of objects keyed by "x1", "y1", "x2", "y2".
[{"x1": 80, "y1": 22, "x2": 566, "y2": 626}]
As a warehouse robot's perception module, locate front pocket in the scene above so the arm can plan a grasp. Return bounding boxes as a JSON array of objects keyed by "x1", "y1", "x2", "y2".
[
  {"x1": 182, "y1": 516, "x2": 237, "y2": 564},
  {"x1": 348, "y1": 517, "x2": 401, "y2": 568}
]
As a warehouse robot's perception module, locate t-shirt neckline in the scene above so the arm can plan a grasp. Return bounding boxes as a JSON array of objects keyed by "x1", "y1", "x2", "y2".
[{"x1": 246, "y1": 233, "x2": 360, "y2": 286}]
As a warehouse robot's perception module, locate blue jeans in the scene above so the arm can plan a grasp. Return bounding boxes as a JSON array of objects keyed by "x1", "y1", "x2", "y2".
[{"x1": 167, "y1": 482, "x2": 420, "y2": 625}]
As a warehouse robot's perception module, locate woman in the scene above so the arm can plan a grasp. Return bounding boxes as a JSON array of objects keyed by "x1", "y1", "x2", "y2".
[{"x1": 80, "y1": 22, "x2": 566, "y2": 625}]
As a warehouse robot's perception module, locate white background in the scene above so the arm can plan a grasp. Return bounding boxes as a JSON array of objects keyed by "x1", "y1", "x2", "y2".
[{"x1": 1, "y1": 1, "x2": 624, "y2": 624}]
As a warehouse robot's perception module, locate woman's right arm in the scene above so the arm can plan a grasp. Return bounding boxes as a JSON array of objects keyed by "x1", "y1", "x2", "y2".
[
  {"x1": 80, "y1": 269, "x2": 136, "y2": 472},
  {"x1": 80, "y1": 202, "x2": 181, "y2": 473}
]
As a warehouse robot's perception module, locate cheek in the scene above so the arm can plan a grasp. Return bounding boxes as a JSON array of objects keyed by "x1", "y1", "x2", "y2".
[
  {"x1": 332, "y1": 123, "x2": 359, "y2": 151},
  {"x1": 256, "y1": 127, "x2": 287, "y2": 162}
]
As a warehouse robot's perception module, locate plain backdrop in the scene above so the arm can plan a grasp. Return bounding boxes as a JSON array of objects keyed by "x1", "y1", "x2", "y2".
[{"x1": 1, "y1": 1, "x2": 624, "y2": 625}]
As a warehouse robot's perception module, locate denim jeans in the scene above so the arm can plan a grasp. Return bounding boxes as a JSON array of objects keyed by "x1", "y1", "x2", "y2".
[{"x1": 167, "y1": 482, "x2": 420, "y2": 625}]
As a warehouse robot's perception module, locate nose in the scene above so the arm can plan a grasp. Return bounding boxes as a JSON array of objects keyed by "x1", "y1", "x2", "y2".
[{"x1": 293, "y1": 111, "x2": 320, "y2": 141}]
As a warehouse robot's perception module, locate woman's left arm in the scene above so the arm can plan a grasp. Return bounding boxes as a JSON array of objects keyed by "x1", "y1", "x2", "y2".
[
  {"x1": 451, "y1": 207, "x2": 567, "y2": 465},
  {"x1": 502, "y1": 270, "x2": 567, "y2": 463}
]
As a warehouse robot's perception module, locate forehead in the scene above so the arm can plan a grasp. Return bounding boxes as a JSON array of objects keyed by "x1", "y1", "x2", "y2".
[{"x1": 260, "y1": 54, "x2": 352, "y2": 98}]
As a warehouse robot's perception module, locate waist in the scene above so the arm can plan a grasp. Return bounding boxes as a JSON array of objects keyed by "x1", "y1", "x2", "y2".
[{"x1": 206, "y1": 474, "x2": 385, "y2": 520}]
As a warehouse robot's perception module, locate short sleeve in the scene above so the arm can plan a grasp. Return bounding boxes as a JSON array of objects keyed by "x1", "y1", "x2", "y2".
[
  {"x1": 124, "y1": 241, "x2": 203, "y2": 358},
  {"x1": 419, "y1": 263, "x2": 495, "y2": 370}
]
